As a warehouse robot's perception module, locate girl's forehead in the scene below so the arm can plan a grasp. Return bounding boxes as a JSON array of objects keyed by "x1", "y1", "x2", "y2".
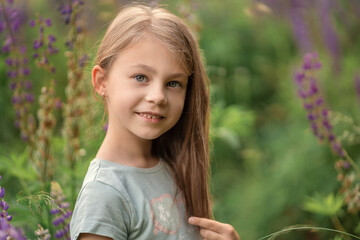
[
  {"x1": 114, "y1": 34, "x2": 190, "y2": 74},
  {"x1": 110, "y1": 35, "x2": 188, "y2": 75}
]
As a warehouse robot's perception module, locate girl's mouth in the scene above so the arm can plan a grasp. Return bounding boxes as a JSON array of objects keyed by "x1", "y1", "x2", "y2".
[{"x1": 136, "y1": 112, "x2": 165, "y2": 120}]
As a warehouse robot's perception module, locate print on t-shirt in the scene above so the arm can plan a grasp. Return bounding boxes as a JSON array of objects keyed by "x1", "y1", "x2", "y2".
[{"x1": 150, "y1": 193, "x2": 180, "y2": 235}]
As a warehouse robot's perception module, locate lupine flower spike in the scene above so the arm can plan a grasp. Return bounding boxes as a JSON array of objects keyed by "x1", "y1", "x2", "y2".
[
  {"x1": 0, "y1": 176, "x2": 26, "y2": 240},
  {"x1": 29, "y1": 14, "x2": 60, "y2": 183},
  {"x1": 30, "y1": 15, "x2": 59, "y2": 73},
  {"x1": 50, "y1": 181, "x2": 72, "y2": 240},
  {"x1": 34, "y1": 224, "x2": 51, "y2": 240},
  {"x1": 58, "y1": 0, "x2": 89, "y2": 203},
  {"x1": 0, "y1": 0, "x2": 37, "y2": 151},
  {"x1": 33, "y1": 83, "x2": 57, "y2": 183},
  {"x1": 295, "y1": 52, "x2": 360, "y2": 214},
  {"x1": 294, "y1": 52, "x2": 344, "y2": 157}
]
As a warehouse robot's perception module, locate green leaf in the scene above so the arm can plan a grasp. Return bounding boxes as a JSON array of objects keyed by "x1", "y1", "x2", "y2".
[
  {"x1": 303, "y1": 193, "x2": 344, "y2": 216},
  {"x1": 0, "y1": 151, "x2": 37, "y2": 181}
]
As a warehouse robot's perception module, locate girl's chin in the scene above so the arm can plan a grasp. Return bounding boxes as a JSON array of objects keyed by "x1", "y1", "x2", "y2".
[{"x1": 135, "y1": 132, "x2": 164, "y2": 140}]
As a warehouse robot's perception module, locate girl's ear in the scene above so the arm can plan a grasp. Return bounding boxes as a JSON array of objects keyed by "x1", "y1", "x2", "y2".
[{"x1": 92, "y1": 65, "x2": 107, "y2": 96}]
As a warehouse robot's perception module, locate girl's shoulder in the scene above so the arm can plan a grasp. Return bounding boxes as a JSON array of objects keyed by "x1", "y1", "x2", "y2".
[{"x1": 70, "y1": 179, "x2": 135, "y2": 240}]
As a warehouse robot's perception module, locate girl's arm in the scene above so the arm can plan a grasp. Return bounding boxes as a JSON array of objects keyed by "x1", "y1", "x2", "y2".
[
  {"x1": 78, "y1": 233, "x2": 113, "y2": 240},
  {"x1": 189, "y1": 217, "x2": 241, "y2": 240}
]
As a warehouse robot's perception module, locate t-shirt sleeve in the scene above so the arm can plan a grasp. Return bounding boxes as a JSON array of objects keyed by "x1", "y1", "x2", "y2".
[{"x1": 70, "y1": 180, "x2": 133, "y2": 240}]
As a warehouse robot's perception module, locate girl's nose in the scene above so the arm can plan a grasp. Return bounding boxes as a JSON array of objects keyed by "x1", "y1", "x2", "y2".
[{"x1": 145, "y1": 84, "x2": 167, "y2": 105}]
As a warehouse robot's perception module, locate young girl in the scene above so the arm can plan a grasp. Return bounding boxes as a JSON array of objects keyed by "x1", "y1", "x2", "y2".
[{"x1": 70, "y1": 4, "x2": 240, "y2": 240}]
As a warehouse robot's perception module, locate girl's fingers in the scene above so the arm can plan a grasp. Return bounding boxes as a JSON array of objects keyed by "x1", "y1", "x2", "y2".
[
  {"x1": 189, "y1": 217, "x2": 241, "y2": 240},
  {"x1": 199, "y1": 228, "x2": 222, "y2": 240},
  {"x1": 189, "y1": 217, "x2": 221, "y2": 232}
]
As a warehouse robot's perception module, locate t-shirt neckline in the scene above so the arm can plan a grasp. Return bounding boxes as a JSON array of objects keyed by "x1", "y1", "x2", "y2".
[{"x1": 93, "y1": 158, "x2": 165, "y2": 173}]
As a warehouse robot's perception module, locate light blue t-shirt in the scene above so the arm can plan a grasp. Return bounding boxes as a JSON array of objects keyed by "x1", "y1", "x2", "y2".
[{"x1": 70, "y1": 158, "x2": 200, "y2": 240}]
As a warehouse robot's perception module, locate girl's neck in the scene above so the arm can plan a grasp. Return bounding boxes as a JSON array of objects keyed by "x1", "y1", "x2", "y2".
[{"x1": 95, "y1": 126, "x2": 159, "y2": 168}]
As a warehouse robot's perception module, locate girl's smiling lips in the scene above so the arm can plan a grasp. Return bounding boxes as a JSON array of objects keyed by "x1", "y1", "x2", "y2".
[{"x1": 136, "y1": 111, "x2": 165, "y2": 122}]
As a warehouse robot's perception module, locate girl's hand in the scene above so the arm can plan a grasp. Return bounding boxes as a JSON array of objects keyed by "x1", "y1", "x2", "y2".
[{"x1": 189, "y1": 217, "x2": 240, "y2": 240}]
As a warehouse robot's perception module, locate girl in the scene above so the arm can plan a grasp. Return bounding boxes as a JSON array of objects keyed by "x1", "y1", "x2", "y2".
[{"x1": 70, "y1": 3, "x2": 240, "y2": 240}]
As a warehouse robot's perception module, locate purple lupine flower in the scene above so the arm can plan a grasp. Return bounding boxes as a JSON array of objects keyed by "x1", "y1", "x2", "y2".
[
  {"x1": 57, "y1": 0, "x2": 85, "y2": 51},
  {"x1": 25, "y1": 93, "x2": 34, "y2": 103},
  {"x1": 57, "y1": 3, "x2": 72, "y2": 24},
  {"x1": 0, "y1": 21, "x2": 5, "y2": 33},
  {"x1": 52, "y1": 216, "x2": 65, "y2": 226},
  {"x1": 50, "y1": 208, "x2": 61, "y2": 215},
  {"x1": 7, "y1": 70, "x2": 17, "y2": 78},
  {"x1": 294, "y1": 72, "x2": 305, "y2": 84},
  {"x1": 316, "y1": 0, "x2": 341, "y2": 72},
  {"x1": 0, "y1": 188, "x2": 4, "y2": 198},
  {"x1": 343, "y1": 161, "x2": 350, "y2": 169},
  {"x1": 289, "y1": 0, "x2": 313, "y2": 53},
  {"x1": 11, "y1": 95, "x2": 22, "y2": 104},
  {"x1": 0, "y1": 223, "x2": 26, "y2": 240},
  {"x1": 78, "y1": 54, "x2": 89, "y2": 68},
  {"x1": 33, "y1": 39, "x2": 43, "y2": 49},
  {"x1": 19, "y1": 46, "x2": 26, "y2": 54},
  {"x1": 1, "y1": 200, "x2": 10, "y2": 211},
  {"x1": 31, "y1": 15, "x2": 59, "y2": 74},
  {"x1": 76, "y1": 26, "x2": 82, "y2": 33},
  {"x1": 50, "y1": 182, "x2": 72, "y2": 239},
  {"x1": 315, "y1": 97, "x2": 323, "y2": 106},
  {"x1": 65, "y1": 40, "x2": 73, "y2": 50},
  {"x1": 294, "y1": 52, "x2": 345, "y2": 158},
  {"x1": 303, "y1": 103, "x2": 312, "y2": 110},
  {"x1": 22, "y1": 68, "x2": 30, "y2": 76},
  {"x1": 55, "y1": 230, "x2": 65, "y2": 239},
  {"x1": 64, "y1": 210, "x2": 72, "y2": 219},
  {"x1": 45, "y1": 18, "x2": 52, "y2": 27},
  {"x1": 29, "y1": 19, "x2": 36, "y2": 27},
  {"x1": 1, "y1": 45, "x2": 10, "y2": 53},
  {"x1": 23, "y1": 80, "x2": 32, "y2": 90},
  {"x1": 0, "y1": 2, "x2": 27, "y2": 47},
  {"x1": 0, "y1": 176, "x2": 26, "y2": 240},
  {"x1": 5, "y1": 58, "x2": 13, "y2": 66},
  {"x1": 48, "y1": 34, "x2": 56, "y2": 43}
]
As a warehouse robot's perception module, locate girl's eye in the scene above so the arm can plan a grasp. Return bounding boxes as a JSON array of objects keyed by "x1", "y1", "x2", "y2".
[
  {"x1": 134, "y1": 74, "x2": 147, "y2": 82},
  {"x1": 167, "y1": 81, "x2": 181, "y2": 88}
]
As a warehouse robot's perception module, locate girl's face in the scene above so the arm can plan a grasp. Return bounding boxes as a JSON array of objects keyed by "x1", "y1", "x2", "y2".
[{"x1": 96, "y1": 35, "x2": 188, "y2": 141}]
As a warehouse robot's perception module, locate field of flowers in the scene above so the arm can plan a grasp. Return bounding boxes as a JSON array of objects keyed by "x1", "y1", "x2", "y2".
[{"x1": 1, "y1": 0, "x2": 360, "y2": 239}]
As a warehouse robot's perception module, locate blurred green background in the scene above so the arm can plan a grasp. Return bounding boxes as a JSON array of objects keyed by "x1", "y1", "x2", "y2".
[{"x1": 1, "y1": 0, "x2": 360, "y2": 239}]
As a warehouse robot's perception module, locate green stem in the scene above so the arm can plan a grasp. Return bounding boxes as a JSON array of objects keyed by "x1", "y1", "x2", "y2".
[
  {"x1": 258, "y1": 226, "x2": 360, "y2": 240},
  {"x1": 331, "y1": 215, "x2": 351, "y2": 240},
  {"x1": 344, "y1": 149, "x2": 360, "y2": 177},
  {"x1": 45, "y1": 182, "x2": 54, "y2": 237}
]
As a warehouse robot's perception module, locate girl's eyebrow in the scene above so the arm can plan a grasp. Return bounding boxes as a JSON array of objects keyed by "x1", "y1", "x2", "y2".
[{"x1": 131, "y1": 64, "x2": 188, "y2": 79}]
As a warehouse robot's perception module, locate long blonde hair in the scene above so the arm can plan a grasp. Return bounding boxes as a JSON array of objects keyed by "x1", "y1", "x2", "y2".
[{"x1": 95, "y1": 4, "x2": 212, "y2": 219}]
